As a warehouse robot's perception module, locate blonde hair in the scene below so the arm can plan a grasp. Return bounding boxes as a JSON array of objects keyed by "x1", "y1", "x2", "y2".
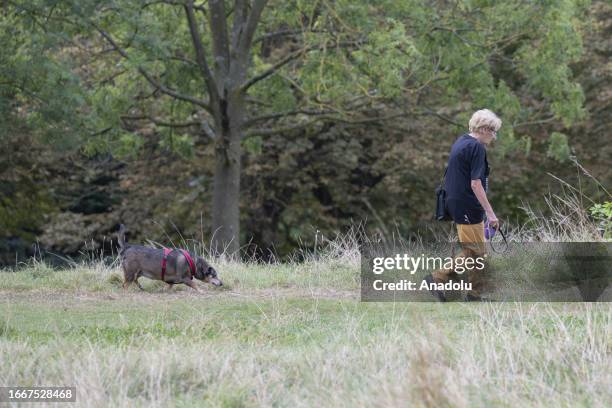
[{"x1": 468, "y1": 109, "x2": 502, "y2": 132}]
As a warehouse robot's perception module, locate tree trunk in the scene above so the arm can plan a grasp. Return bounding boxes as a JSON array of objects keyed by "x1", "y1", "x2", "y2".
[
  {"x1": 211, "y1": 91, "x2": 244, "y2": 256},
  {"x1": 207, "y1": 0, "x2": 266, "y2": 256}
]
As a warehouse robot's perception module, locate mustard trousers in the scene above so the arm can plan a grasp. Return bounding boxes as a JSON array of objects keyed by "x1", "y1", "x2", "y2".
[{"x1": 432, "y1": 222, "x2": 487, "y2": 296}]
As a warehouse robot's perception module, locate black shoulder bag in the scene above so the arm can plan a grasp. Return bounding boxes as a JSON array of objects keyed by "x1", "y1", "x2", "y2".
[{"x1": 435, "y1": 168, "x2": 452, "y2": 221}]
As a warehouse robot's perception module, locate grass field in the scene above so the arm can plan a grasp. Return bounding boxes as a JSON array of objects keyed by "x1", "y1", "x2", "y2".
[{"x1": 1, "y1": 256, "x2": 611, "y2": 407}]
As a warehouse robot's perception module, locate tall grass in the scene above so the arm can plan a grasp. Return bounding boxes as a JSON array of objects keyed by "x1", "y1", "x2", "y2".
[
  {"x1": 519, "y1": 161, "x2": 610, "y2": 243},
  {"x1": 521, "y1": 189, "x2": 606, "y2": 242},
  {"x1": 0, "y1": 167, "x2": 610, "y2": 406},
  {"x1": 1, "y1": 301, "x2": 609, "y2": 407},
  {"x1": 2, "y1": 169, "x2": 608, "y2": 297}
]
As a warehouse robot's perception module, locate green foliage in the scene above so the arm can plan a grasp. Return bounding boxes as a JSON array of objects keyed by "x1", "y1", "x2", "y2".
[
  {"x1": 250, "y1": 72, "x2": 297, "y2": 112},
  {"x1": 159, "y1": 132, "x2": 195, "y2": 159},
  {"x1": 0, "y1": 186, "x2": 56, "y2": 240},
  {"x1": 116, "y1": 132, "x2": 145, "y2": 158},
  {"x1": 515, "y1": 0, "x2": 588, "y2": 127},
  {"x1": 0, "y1": 11, "x2": 88, "y2": 150},
  {"x1": 589, "y1": 202, "x2": 612, "y2": 239},
  {"x1": 1, "y1": 0, "x2": 602, "y2": 257},
  {"x1": 7, "y1": 0, "x2": 591, "y2": 158},
  {"x1": 243, "y1": 136, "x2": 263, "y2": 156},
  {"x1": 547, "y1": 132, "x2": 571, "y2": 162},
  {"x1": 351, "y1": 19, "x2": 420, "y2": 98}
]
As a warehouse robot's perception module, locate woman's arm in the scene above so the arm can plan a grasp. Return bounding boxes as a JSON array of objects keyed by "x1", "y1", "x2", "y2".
[{"x1": 471, "y1": 179, "x2": 498, "y2": 228}]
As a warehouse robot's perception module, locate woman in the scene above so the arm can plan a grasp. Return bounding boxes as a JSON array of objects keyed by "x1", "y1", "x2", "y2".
[{"x1": 429, "y1": 109, "x2": 502, "y2": 301}]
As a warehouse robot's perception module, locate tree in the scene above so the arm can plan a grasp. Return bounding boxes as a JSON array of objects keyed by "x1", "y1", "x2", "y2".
[
  {"x1": 6, "y1": 0, "x2": 590, "y2": 254},
  {"x1": 1, "y1": 4, "x2": 90, "y2": 250}
]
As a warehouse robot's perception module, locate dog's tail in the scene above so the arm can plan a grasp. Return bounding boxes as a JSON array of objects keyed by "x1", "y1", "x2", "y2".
[{"x1": 118, "y1": 224, "x2": 127, "y2": 255}]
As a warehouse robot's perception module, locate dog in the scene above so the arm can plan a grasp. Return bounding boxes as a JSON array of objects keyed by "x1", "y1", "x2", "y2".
[{"x1": 117, "y1": 224, "x2": 222, "y2": 291}]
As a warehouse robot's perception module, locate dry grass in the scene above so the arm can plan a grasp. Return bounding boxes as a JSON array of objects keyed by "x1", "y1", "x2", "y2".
[
  {"x1": 1, "y1": 296, "x2": 610, "y2": 407},
  {"x1": 1, "y1": 174, "x2": 610, "y2": 406},
  {"x1": 518, "y1": 162, "x2": 611, "y2": 243}
]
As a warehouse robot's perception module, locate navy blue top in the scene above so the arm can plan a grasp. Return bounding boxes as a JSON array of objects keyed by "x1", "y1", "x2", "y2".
[{"x1": 444, "y1": 134, "x2": 489, "y2": 224}]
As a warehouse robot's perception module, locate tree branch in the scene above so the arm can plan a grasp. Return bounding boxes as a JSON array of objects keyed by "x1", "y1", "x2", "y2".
[
  {"x1": 199, "y1": 119, "x2": 217, "y2": 139},
  {"x1": 238, "y1": 0, "x2": 268, "y2": 53},
  {"x1": 244, "y1": 119, "x2": 322, "y2": 137},
  {"x1": 245, "y1": 111, "x2": 404, "y2": 137},
  {"x1": 141, "y1": 0, "x2": 186, "y2": 9},
  {"x1": 333, "y1": 112, "x2": 407, "y2": 125},
  {"x1": 121, "y1": 114, "x2": 217, "y2": 139},
  {"x1": 240, "y1": 40, "x2": 360, "y2": 93},
  {"x1": 230, "y1": 0, "x2": 247, "y2": 51},
  {"x1": 99, "y1": 69, "x2": 128, "y2": 86},
  {"x1": 244, "y1": 108, "x2": 335, "y2": 127},
  {"x1": 121, "y1": 114, "x2": 200, "y2": 128},
  {"x1": 184, "y1": 1, "x2": 219, "y2": 100},
  {"x1": 513, "y1": 115, "x2": 556, "y2": 128},
  {"x1": 93, "y1": 24, "x2": 212, "y2": 113},
  {"x1": 208, "y1": 0, "x2": 231, "y2": 82},
  {"x1": 254, "y1": 29, "x2": 326, "y2": 44},
  {"x1": 90, "y1": 127, "x2": 113, "y2": 137},
  {"x1": 419, "y1": 105, "x2": 463, "y2": 127}
]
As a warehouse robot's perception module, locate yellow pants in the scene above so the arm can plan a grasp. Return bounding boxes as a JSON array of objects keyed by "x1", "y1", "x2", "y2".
[{"x1": 432, "y1": 222, "x2": 487, "y2": 296}]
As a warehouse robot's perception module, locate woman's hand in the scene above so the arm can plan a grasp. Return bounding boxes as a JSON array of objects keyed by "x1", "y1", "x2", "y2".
[{"x1": 487, "y1": 212, "x2": 499, "y2": 229}]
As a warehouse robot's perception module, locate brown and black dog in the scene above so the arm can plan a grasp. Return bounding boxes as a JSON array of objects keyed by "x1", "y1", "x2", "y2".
[{"x1": 117, "y1": 224, "x2": 222, "y2": 291}]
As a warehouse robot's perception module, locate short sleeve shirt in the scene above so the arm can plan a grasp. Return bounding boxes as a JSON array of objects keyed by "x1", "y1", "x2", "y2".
[{"x1": 444, "y1": 134, "x2": 489, "y2": 224}]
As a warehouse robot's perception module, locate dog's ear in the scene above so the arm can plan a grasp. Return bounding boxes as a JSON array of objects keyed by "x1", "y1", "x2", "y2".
[{"x1": 207, "y1": 266, "x2": 217, "y2": 277}]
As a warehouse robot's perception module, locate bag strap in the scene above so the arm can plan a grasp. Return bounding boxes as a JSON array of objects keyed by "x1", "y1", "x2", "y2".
[
  {"x1": 438, "y1": 167, "x2": 448, "y2": 187},
  {"x1": 450, "y1": 221, "x2": 456, "y2": 258}
]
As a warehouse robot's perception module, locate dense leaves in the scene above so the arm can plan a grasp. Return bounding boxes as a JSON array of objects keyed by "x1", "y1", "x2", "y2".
[{"x1": 1, "y1": 0, "x2": 610, "y2": 261}]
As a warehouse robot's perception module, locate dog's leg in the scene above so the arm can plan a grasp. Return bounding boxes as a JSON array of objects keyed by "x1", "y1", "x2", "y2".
[
  {"x1": 123, "y1": 277, "x2": 139, "y2": 290},
  {"x1": 122, "y1": 274, "x2": 139, "y2": 290},
  {"x1": 133, "y1": 271, "x2": 145, "y2": 291},
  {"x1": 122, "y1": 263, "x2": 130, "y2": 289},
  {"x1": 135, "y1": 277, "x2": 144, "y2": 291},
  {"x1": 122, "y1": 261, "x2": 140, "y2": 291},
  {"x1": 185, "y1": 280, "x2": 200, "y2": 292}
]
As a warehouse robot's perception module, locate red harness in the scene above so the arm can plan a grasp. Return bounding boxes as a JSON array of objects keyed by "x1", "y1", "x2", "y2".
[{"x1": 161, "y1": 248, "x2": 196, "y2": 282}]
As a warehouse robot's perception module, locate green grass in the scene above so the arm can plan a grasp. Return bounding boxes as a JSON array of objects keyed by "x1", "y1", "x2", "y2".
[
  {"x1": 0, "y1": 258, "x2": 358, "y2": 293},
  {"x1": 1, "y1": 260, "x2": 611, "y2": 407},
  {"x1": 2, "y1": 290, "x2": 493, "y2": 346}
]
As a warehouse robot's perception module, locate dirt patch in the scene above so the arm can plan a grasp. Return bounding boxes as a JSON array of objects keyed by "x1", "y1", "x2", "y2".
[{"x1": 0, "y1": 287, "x2": 358, "y2": 305}]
